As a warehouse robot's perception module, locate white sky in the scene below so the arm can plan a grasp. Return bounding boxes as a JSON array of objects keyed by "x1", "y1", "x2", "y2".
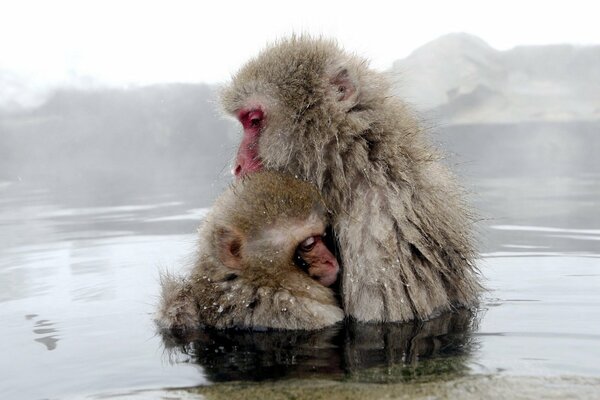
[{"x1": 0, "y1": 0, "x2": 598, "y2": 87}]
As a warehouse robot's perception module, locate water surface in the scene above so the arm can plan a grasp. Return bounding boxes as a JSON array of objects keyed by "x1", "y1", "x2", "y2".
[{"x1": 1, "y1": 122, "x2": 599, "y2": 399}]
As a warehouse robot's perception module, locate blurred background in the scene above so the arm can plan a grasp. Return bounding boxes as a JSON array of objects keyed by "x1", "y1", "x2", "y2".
[
  {"x1": 1, "y1": 0, "x2": 598, "y2": 208},
  {"x1": 2, "y1": 1, "x2": 598, "y2": 243},
  {"x1": 2, "y1": 34, "x2": 599, "y2": 212},
  {"x1": 1, "y1": 1, "x2": 599, "y2": 399}
]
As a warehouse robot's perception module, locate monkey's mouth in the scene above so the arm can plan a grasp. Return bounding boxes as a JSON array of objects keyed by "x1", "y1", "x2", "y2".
[{"x1": 293, "y1": 250, "x2": 340, "y2": 288}]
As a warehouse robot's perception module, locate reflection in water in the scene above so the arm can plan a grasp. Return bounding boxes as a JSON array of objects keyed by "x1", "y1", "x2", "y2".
[
  {"x1": 1, "y1": 122, "x2": 600, "y2": 399},
  {"x1": 159, "y1": 309, "x2": 478, "y2": 383},
  {"x1": 25, "y1": 314, "x2": 60, "y2": 351}
]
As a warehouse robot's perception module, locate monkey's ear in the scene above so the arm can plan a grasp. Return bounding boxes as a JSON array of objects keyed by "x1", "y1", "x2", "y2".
[
  {"x1": 329, "y1": 68, "x2": 357, "y2": 105},
  {"x1": 215, "y1": 226, "x2": 244, "y2": 270}
]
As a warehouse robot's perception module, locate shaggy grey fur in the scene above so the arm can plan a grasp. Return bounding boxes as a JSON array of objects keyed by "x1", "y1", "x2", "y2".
[{"x1": 221, "y1": 36, "x2": 481, "y2": 322}]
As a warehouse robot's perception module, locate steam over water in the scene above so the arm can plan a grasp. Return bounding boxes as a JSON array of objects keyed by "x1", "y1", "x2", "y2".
[{"x1": 1, "y1": 116, "x2": 599, "y2": 398}]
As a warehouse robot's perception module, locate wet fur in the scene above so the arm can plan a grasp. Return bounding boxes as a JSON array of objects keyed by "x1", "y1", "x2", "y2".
[
  {"x1": 156, "y1": 172, "x2": 344, "y2": 332},
  {"x1": 221, "y1": 36, "x2": 482, "y2": 322}
]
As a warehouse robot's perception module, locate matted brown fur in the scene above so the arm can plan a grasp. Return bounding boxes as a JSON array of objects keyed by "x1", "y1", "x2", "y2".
[
  {"x1": 221, "y1": 36, "x2": 481, "y2": 322},
  {"x1": 156, "y1": 171, "x2": 343, "y2": 331}
]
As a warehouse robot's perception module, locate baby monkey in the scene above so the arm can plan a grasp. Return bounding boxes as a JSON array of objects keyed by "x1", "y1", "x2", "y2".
[{"x1": 156, "y1": 171, "x2": 343, "y2": 333}]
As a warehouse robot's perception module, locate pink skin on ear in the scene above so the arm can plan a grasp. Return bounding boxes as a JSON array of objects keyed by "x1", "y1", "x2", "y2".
[
  {"x1": 298, "y1": 236, "x2": 339, "y2": 287},
  {"x1": 233, "y1": 108, "x2": 265, "y2": 178},
  {"x1": 330, "y1": 69, "x2": 356, "y2": 102}
]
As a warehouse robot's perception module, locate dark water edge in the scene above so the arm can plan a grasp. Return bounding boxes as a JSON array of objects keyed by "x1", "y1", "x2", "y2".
[
  {"x1": 111, "y1": 375, "x2": 600, "y2": 400},
  {"x1": 159, "y1": 308, "x2": 477, "y2": 384},
  {"x1": 1, "y1": 121, "x2": 599, "y2": 399}
]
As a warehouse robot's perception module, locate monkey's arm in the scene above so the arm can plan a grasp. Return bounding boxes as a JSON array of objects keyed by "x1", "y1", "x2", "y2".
[
  {"x1": 336, "y1": 185, "x2": 419, "y2": 322},
  {"x1": 155, "y1": 273, "x2": 200, "y2": 332},
  {"x1": 337, "y1": 183, "x2": 479, "y2": 323}
]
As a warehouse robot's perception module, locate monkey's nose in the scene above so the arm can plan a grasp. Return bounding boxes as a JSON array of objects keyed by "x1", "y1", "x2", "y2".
[{"x1": 233, "y1": 164, "x2": 243, "y2": 177}]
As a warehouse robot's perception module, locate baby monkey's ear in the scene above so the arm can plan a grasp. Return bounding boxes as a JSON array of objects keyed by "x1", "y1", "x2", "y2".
[{"x1": 215, "y1": 225, "x2": 245, "y2": 270}]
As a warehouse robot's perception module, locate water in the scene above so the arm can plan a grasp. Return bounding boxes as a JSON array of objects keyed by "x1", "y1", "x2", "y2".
[{"x1": 1, "y1": 122, "x2": 599, "y2": 399}]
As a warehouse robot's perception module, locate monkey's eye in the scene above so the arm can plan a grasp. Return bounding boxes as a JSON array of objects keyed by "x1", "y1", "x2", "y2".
[
  {"x1": 238, "y1": 108, "x2": 264, "y2": 131},
  {"x1": 299, "y1": 236, "x2": 318, "y2": 252},
  {"x1": 336, "y1": 85, "x2": 347, "y2": 101},
  {"x1": 250, "y1": 113, "x2": 262, "y2": 127}
]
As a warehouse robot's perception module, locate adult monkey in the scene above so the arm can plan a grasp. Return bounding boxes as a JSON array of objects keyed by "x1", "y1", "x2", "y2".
[{"x1": 221, "y1": 36, "x2": 481, "y2": 322}]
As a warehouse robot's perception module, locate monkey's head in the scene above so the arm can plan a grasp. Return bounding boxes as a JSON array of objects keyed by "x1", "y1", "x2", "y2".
[
  {"x1": 210, "y1": 171, "x2": 339, "y2": 287},
  {"x1": 221, "y1": 36, "x2": 389, "y2": 181}
]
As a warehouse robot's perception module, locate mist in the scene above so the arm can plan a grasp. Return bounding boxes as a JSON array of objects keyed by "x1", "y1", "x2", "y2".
[
  {"x1": 1, "y1": 31, "x2": 600, "y2": 400},
  {"x1": 1, "y1": 33, "x2": 598, "y2": 207}
]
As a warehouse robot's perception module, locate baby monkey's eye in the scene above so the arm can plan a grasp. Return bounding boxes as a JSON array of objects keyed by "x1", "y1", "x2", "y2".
[{"x1": 299, "y1": 236, "x2": 319, "y2": 252}]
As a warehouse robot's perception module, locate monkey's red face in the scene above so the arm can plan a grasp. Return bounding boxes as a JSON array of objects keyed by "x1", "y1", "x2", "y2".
[
  {"x1": 296, "y1": 235, "x2": 339, "y2": 287},
  {"x1": 234, "y1": 107, "x2": 265, "y2": 177},
  {"x1": 222, "y1": 38, "x2": 370, "y2": 183}
]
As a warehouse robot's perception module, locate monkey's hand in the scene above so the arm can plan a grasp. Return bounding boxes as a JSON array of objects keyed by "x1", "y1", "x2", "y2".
[
  {"x1": 155, "y1": 273, "x2": 200, "y2": 335},
  {"x1": 247, "y1": 286, "x2": 344, "y2": 330}
]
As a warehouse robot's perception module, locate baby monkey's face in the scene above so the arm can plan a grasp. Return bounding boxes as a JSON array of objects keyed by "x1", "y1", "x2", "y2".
[
  {"x1": 295, "y1": 230, "x2": 339, "y2": 287},
  {"x1": 254, "y1": 213, "x2": 339, "y2": 287}
]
